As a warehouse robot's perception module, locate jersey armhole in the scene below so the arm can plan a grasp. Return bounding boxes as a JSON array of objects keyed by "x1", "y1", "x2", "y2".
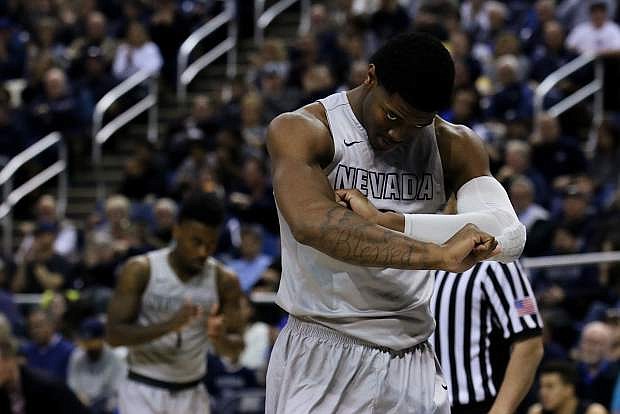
[{"x1": 316, "y1": 99, "x2": 341, "y2": 175}]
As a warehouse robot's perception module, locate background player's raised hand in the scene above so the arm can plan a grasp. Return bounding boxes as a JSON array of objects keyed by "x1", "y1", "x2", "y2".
[
  {"x1": 206, "y1": 303, "x2": 225, "y2": 342},
  {"x1": 168, "y1": 298, "x2": 203, "y2": 332},
  {"x1": 441, "y1": 224, "x2": 500, "y2": 273}
]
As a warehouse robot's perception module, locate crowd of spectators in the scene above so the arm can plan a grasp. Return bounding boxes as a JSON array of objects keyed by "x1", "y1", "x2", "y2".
[{"x1": 1, "y1": 0, "x2": 620, "y2": 413}]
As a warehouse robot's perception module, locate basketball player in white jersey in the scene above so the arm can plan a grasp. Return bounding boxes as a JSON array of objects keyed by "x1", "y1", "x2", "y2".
[
  {"x1": 106, "y1": 192, "x2": 243, "y2": 414},
  {"x1": 266, "y1": 32, "x2": 526, "y2": 413}
]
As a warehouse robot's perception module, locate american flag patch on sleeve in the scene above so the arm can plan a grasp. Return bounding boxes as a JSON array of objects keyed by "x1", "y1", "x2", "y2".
[{"x1": 515, "y1": 297, "x2": 537, "y2": 317}]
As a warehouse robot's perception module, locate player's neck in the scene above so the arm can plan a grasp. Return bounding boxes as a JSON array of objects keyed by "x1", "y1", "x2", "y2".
[
  {"x1": 346, "y1": 86, "x2": 368, "y2": 130},
  {"x1": 167, "y1": 249, "x2": 195, "y2": 282}
]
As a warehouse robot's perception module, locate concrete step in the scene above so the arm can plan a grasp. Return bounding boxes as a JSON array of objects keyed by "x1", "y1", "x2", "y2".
[
  {"x1": 262, "y1": 25, "x2": 299, "y2": 40},
  {"x1": 101, "y1": 156, "x2": 126, "y2": 169},
  {"x1": 66, "y1": 203, "x2": 97, "y2": 218},
  {"x1": 67, "y1": 187, "x2": 98, "y2": 199},
  {"x1": 114, "y1": 139, "x2": 140, "y2": 153},
  {"x1": 124, "y1": 124, "x2": 169, "y2": 139},
  {"x1": 159, "y1": 108, "x2": 184, "y2": 120},
  {"x1": 188, "y1": 79, "x2": 227, "y2": 93},
  {"x1": 72, "y1": 169, "x2": 124, "y2": 185},
  {"x1": 274, "y1": 12, "x2": 304, "y2": 27}
]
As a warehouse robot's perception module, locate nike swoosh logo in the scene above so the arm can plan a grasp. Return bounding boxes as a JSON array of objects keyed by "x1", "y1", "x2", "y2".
[
  {"x1": 441, "y1": 384, "x2": 448, "y2": 390},
  {"x1": 344, "y1": 140, "x2": 364, "y2": 146}
]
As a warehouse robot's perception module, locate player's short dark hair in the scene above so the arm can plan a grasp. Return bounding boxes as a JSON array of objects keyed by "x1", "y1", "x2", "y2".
[
  {"x1": 178, "y1": 192, "x2": 225, "y2": 228},
  {"x1": 589, "y1": 0, "x2": 608, "y2": 12},
  {"x1": 369, "y1": 32, "x2": 455, "y2": 112},
  {"x1": 540, "y1": 360, "x2": 579, "y2": 386}
]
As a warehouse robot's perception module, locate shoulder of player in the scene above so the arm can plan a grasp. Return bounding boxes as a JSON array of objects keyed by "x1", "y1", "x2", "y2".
[
  {"x1": 214, "y1": 261, "x2": 242, "y2": 293},
  {"x1": 119, "y1": 255, "x2": 151, "y2": 291},
  {"x1": 435, "y1": 117, "x2": 490, "y2": 191},
  {"x1": 267, "y1": 104, "x2": 332, "y2": 157},
  {"x1": 123, "y1": 255, "x2": 150, "y2": 274},
  {"x1": 435, "y1": 117, "x2": 486, "y2": 164},
  {"x1": 268, "y1": 105, "x2": 329, "y2": 136}
]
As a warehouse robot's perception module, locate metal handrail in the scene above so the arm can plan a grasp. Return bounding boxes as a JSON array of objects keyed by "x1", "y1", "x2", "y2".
[
  {"x1": 255, "y1": 0, "x2": 311, "y2": 44},
  {"x1": 92, "y1": 70, "x2": 159, "y2": 202},
  {"x1": 12, "y1": 250, "x2": 620, "y2": 305},
  {"x1": 521, "y1": 251, "x2": 620, "y2": 269},
  {"x1": 177, "y1": 0, "x2": 237, "y2": 104},
  {"x1": 235, "y1": 251, "x2": 620, "y2": 304},
  {"x1": 0, "y1": 133, "x2": 61, "y2": 186},
  {"x1": 0, "y1": 132, "x2": 67, "y2": 257},
  {"x1": 534, "y1": 53, "x2": 604, "y2": 156},
  {"x1": 0, "y1": 162, "x2": 66, "y2": 219}
]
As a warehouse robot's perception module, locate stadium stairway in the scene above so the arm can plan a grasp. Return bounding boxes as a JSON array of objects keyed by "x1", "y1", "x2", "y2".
[{"x1": 62, "y1": 8, "x2": 303, "y2": 227}]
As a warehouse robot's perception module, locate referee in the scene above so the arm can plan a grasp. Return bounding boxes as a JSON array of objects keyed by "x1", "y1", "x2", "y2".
[{"x1": 430, "y1": 260, "x2": 544, "y2": 414}]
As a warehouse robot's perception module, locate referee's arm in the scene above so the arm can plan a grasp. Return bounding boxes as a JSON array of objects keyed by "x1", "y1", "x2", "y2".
[
  {"x1": 489, "y1": 335, "x2": 543, "y2": 414},
  {"x1": 486, "y1": 262, "x2": 544, "y2": 414}
]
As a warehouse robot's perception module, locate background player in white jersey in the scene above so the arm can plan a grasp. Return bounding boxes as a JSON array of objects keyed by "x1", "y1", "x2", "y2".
[
  {"x1": 266, "y1": 32, "x2": 526, "y2": 413},
  {"x1": 106, "y1": 192, "x2": 243, "y2": 414}
]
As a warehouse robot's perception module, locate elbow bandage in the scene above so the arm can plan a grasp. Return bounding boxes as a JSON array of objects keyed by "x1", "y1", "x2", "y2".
[{"x1": 404, "y1": 176, "x2": 526, "y2": 263}]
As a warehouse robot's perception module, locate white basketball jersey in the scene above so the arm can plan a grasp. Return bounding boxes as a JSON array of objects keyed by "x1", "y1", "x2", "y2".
[
  {"x1": 276, "y1": 91, "x2": 447, "y2": 350},
  {"x1": 128, "y1": 248, "x2": 219, "y2": 382}
]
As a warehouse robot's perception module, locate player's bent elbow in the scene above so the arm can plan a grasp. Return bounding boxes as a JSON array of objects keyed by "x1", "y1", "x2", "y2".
[
  {"x1": 516, "y1": 336, "x2": 544, "y2": 366},
  {"x1": 283, "y1": 209, "x2": 323, "y2": 245},
  {"x1": 533, "y1": 336, "x2": 544, "y2": 360},
  {"x1": 532, "y1": 337, "x2": 544, "y2": 363},
  {"x1": 495, "y1": 221, "x2": 527, "y2": 263},
  {"x1": 289, "y1": 221, "x2": 315, "y2": 246}
]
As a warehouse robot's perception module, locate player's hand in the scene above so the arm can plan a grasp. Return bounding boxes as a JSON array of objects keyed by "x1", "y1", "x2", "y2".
[
  {"x1": 33, "y1": 264, "x2": 48, "y2": 281},
  {"x1": 440, "y1": 224, "x2": 500, "y2": 273},
  {"x1": 335, "y1": 189, "x2": 382, "y2": 224},
  {"x1": 206, "y1": 303, "x2": 225, "y2": 342},
  {"x1": 168, "y1": 298, "x2": 202, "y2": 332}
]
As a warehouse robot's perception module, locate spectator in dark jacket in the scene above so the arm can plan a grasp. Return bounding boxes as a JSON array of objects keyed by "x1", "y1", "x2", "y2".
[
  {"x1": 574, "y1": 321, "x2": 619, "y2": 409},
  {"x1": 28, "y1": 67, "x2": 88, "y2": 136},
  {"x1": 228, "y1": 157, "x2": 279, "y2": 235},
  {"x1": 530, "y1": 113, "x2": 588, "y2": 188},
  {"x1": 12, "y1": 222, "x2": 73, "y2": 294},
  {"x1": 530, "y1": 21, "x2": 578, "y2": 83},
  {"x1": 0, "y1": 93, "x2": 27, "y2": 167},
  {"x1": 0, "y1": 18, "x2": 27, "y2": 81},
  {"x1": 486, "y1": 54, "x2": 534, "y2": 123}
]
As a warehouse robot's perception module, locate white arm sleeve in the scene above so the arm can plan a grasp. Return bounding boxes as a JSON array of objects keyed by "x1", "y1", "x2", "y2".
[{"x1": 403, "y1": 176, "x2": 526, "y2": 263}]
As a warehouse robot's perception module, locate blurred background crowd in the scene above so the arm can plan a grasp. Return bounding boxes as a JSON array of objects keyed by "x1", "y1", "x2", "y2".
[{"x1": 0, "y1": 0, "x2": 619, "y2": 413}]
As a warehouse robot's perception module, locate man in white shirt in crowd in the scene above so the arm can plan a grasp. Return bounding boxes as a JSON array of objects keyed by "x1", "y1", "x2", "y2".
[
  {"x1": 68, "y1": 318, "x2": 125, "y2": 414},
  {"x1": 566, "y1": 0, "x2": 620, "y2": 55}
]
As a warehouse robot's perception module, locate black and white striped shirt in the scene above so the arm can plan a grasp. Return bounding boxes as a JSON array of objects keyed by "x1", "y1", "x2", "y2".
[{"x1": 430, "y1": 261, "x2": 543, "y2": 408}]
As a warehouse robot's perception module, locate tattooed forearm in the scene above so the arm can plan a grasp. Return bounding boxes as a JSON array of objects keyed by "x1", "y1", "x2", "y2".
[{"x1": 311, "y1": 206, "x2": 438, "y2": 269}]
